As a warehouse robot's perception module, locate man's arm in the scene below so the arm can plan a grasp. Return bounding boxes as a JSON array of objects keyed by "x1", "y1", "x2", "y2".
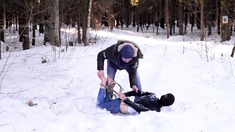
[
  {"x1": 97, "y1": 50, "x2": 106, "y2": 71},
  {"x1": 127, "y1": 59, "x2": 139, "y2": 90},
  {"x1": 97, "y1": 44, "x2": 117, "y2": 70}
]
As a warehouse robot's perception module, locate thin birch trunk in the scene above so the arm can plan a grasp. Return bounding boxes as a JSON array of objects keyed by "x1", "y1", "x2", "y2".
[{"x1": 84, "y1": 0, "x2": 92, "y2": 46}]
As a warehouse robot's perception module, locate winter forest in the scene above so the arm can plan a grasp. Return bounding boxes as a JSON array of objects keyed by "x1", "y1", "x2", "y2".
[
  {"x1": 1, "y1": 0, "x2": 235, "y2": 132},
  {"x1": 0, "y1": 0, "x2": 235, "y2": 52}
]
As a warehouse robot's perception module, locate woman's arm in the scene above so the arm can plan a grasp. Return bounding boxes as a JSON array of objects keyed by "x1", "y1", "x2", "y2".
[
  {"x1": 123, "y1": 98, "x2": 150, "y2": 113},
  {"x1": 118, "y1": 92, "x2": 151, "y2": 113},
  {"x1": 124, "y1": 90, "x2": 152, "y2": 97}
]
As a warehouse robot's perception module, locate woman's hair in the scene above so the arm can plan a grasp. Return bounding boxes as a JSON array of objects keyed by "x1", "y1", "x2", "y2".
[{"x1": 160, "y1": 93, "x2": 175, "y2": 106}]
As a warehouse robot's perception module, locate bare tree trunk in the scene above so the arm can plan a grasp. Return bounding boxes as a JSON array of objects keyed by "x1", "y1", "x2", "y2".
[
  {"x1": 22, "y1": 0, "x2": 30, "y2": 50},
  {"x1": 32, "y1": 0, "x2": 39, "y2": 46},
  {"x1": 165, "y1": 0, "x2": 169, "y2": 38},
  {"x1": 0, "y1": 34, "x2": 1, "y2": 59},
  {"x1": 0, "y1": 2, "x2": 4, "y2": 43},
  {"x1": 160, "y1": 0, "x2": 165, "y2": 29},
  {"x1": 184, "y1": 1, "x2": 188, "y2": 34},
  {"x1": 5, "y1": 10, "x2": 11, "y2": 29},
  {"x1": 178, "y1": 0, "x2": 184, "y2": 35},
  {"x1": 196, "y1": 2, "x2": 200, "y2": 29},
  {"x1": 32, "y1": 19, "x2": 36, "y2": 46},
  {"x1": 216, "y1": 0, "x2": 220, "y2": 35},
  {"x1": 44, "y1": 19, "x2": 50, "y2": 45},
  {"x1": 155, "y1": 1, "x2": 160, "y2": 35},
  {"x1": 19, "y1": 16, "x2": 24, "y2": 42},
  {"x1": 0, "y1": 27, "x2": 3, "y2": 42},
  {"x1": 132, "y1": 6, "x2": 136, "y2": 27},
  {"x1": 82, "y1": 15, "x2": 86, "y2": 43},
  {"x1": 0, "y1": 20, "x2": 3, "y2": 58},
  {"x1": 44, "y1": 0, "x2": 60, "y2": 46},
  {"x1": 169, "y1": 0, "x2": 173, "y2": 35},
  {"x1": 49, "y1": 0, "x2": 60, "y2": 46},
  {"x1": 22, "y1": 23, "x2": 30, "y2": 50},
  {"x1": 125, "y1": 2, "x2": 130, "y2": 28},
  {"x1": 107, "y1": 0, "x2": 115, "y2": 30},
  {"x1": 231, "y1": 45, "x2": 235, "y2": 58},
  {"x1": 0, "y1": 0, "x2": 5, "y2": 58},
  {"x1": 190, "y1": 0, "x2": 196, "y2": 33},
  {"x1": 206, "y1": 0, "x2": 214, "y2": 36},
  {"x1": 221, "y1": 0, "x2": 230, "y2": 42},
  {"x1": 139, "y1": 14, "x2": 143, "y2": 31},
  {"x1": 200, "y1": 0, "x2": 205, "y2": 41},
  {"x1": 39, "y1": 0, "x2": 44, "y2": 34},
  {"x1": 77, "y1": 12, "x2": 82, "y2": 44},
  {"x1": 84, "y1": 0, "x2": 92, "y2": 46}
]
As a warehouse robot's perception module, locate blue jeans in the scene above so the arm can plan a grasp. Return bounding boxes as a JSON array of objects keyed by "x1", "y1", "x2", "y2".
[
  {"x1": 107, "y1": 60, "x2": 142, "y2": 91},
  {"x1": 96, "y1": 88, "x2": 122, "y2": 113}
]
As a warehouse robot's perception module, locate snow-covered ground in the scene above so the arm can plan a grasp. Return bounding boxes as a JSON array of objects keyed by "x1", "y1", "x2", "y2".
[{"x1": 0, "y1": 27, "x2": 235, "y2": 132}]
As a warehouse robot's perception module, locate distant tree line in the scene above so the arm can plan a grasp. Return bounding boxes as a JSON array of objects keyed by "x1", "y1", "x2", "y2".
[{"x1": 0, "y1": 0, "x2": 235, "y2": 51}]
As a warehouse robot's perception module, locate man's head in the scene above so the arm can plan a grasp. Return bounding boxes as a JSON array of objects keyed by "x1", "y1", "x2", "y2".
[
  {"x1": 120, "y1": 45, "x2": 134, "y2": 63},
  {"x1": 120, "y1": 45, "x2": 134, "y2": 60},
  {"x1": 160, "y1": 93, "x2": 175, "y2": 106}
]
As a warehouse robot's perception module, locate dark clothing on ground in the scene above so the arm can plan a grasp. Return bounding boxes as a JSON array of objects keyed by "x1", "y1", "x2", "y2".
[
  {"x1": 97, "y1": 87, "x2": 162, "y2": 114},
  {"x1": 124, "y1": 91, "x2": 162, "y2": 113}
]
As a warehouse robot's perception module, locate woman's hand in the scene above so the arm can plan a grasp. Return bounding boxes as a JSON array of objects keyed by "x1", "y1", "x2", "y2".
[{"x1": 118, "y1": 92, "x2": 126, "y2": 100}]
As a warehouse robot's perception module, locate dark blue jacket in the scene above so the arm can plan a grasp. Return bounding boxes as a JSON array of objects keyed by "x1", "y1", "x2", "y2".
[{"x1": 97, "y1": 40, "x2": 143, "y2": 87}]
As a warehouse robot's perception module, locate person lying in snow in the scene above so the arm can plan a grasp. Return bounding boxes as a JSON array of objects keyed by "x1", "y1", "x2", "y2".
[{"x1": 96, "y1": 77, "x2": 175, "y2": 114}]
